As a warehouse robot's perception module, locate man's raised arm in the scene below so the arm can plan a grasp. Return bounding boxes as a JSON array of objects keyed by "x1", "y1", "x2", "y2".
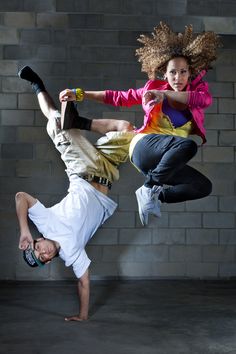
[{"x1": 15, "y1": 192, "x2": 37, "y2": 250}]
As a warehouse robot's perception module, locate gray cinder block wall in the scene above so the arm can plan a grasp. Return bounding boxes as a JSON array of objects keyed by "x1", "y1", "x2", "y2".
[{"x1": 0, "y1": 0, "x2": 235, "y2": 280}]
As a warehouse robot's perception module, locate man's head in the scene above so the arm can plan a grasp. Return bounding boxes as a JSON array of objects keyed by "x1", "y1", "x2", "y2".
[{"x1": 23, "y1": 238, "x2": 60, "y2": 268}]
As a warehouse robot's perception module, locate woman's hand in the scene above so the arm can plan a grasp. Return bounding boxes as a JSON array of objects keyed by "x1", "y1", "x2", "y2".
[
  {"x1": 144, "y1": 90, "x2": 165, "y2": 106},
  {"x1": 59, "y1": 89, "x2": 76, "y2": 102}
]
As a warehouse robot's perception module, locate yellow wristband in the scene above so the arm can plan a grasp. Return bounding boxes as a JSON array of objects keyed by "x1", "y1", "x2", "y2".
[{"x1": 72, "y1": 88, "x2": 84, "y2": 102}]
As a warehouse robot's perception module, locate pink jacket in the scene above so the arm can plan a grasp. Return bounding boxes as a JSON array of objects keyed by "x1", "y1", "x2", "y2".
[{"x1": 104, "y1": 70, "x2": 212, "y2": 144}]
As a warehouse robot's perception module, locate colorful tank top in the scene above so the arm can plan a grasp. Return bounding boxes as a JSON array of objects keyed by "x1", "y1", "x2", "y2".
[{"x1": 129, "y1": 99, "x2": 193, "y2": 157}]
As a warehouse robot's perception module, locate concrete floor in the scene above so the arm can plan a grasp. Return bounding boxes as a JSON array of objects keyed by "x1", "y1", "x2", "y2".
[{"x1": 1, "y1": 280, "x2": 236, "y2": 354}]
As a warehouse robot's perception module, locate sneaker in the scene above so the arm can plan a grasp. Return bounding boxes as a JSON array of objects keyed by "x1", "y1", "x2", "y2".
[
  {"x1": 135, "y1": 185, "x2": 162, "y2": 226},
  {"x1": 18, "y1": 65, "x2": 42, "y2": 84},
  {"x1": 61, "y1": 101, "x2": 79, "y2": 130}
]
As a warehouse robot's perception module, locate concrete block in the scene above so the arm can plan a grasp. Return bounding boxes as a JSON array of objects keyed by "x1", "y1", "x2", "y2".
[
  {"x1": 0, "y1": 160, "x2": 15, "y2": 176},
  {"x1": 139, "y1": 212, "x2": 169, "y2": 228},
  {"x1": 153, "y1": 229, "x2": 185, "y2": 245},
  {"x1": 203, "y1": 212, "x2": 235, "y2": 228},
  {"x1": 200, "y1": 162, "x2": 236, "y2": 180},
  {"x1": 186, "y1": 263, "x2": 218, "y2": 278},
  {"x1": 217, "y1": 49, "x2": 236, "y2": 65},
  {"x1": 161, "y1": 202, "x2": 185, "y2": 212},
  {"x1": 0, "y1": 176, "x2": 68, "y2": 195},
  {"x1": 51, "y1": 160, "x2": 66, "y2": 177},
  {"x1": 220, "y1": 229, "x2": 236, "y2": 245},
  {"x1": 119, "y1": 262, "x2": 152, "y2": 277},
  {"x1": 1, "y1": 143, "x2": 33, "y2": 159},
  {"x1": 219, "y1": 98, "x2": 236, "y2": 114},
  {"x1": 68, "y1": 29, "x2": 119, "y2": 46},
  {"x1": 212, "y1": 180, "x2": 235, "y2": 196},
  {"x1": 0, "y1": 127, "x2": 16, "y2": 143},
  {"x1": 0, "y1": 60, "x2": 18, "y2": 76},
  {"x1": 56, "y1": 0, "x2": 78, "y2": 12},
  {"x1": 16, "y1": 160, "x2": 52, "y2": 177},
  {"x1": 203, "y1": 245, "x2": 234, "y2": 262},
  {"x1": 209, "y1": 82, "x2": 234, "y2": 98},
  {"x1": 3, "y1": 45, "x2": 36, "y2": 59},
  {"x1": 118, "y1": 195, "x2": 137, "y2": 211},
  {"x1": 2, "y1": 77, "x2": 31, "y2": 93},
  {"x1": 220, "y1": 196, "x2": 236, "y2": 212},
  {"x1": 123, "y1": 0, "x2": 155, "y2": 15},
  {"x1": 104, "y1": 211, "x2": 135, "y2": 228},
  {"x1": 167, "y1": 17, "x2": 203, "y2": 33},
  {"x1": 18, "y1": 94, "x2": 38, "y2": 109},
  {"x1": 156, "y1": 0, "x2": 187, "y2": 15},
  {"x1": 0, "y1": 0, "x2": 24, "y2": 11},
  {"x1": 68, "y1": 14, "x2": 103, "y2": 29},
  {"x1": 119, "y1": 30, "x2": 141, "y2": 46},
  {"x1": 35, "y1": 111, "x2": 47, "y2": 126},
  {"x1": 219, "y1": 131, "x2": 236, "y2": 146},
  {"x1": 169, "y1": 246, "x2": 202, "y2": 262},
  {"x1": 119, "y1": 63, "x2": 143, "y2": 78},
  {"x1": 49, "y1": 259, "x2": 75, "y2": 280},
  {"x1": 217, "y1": 66, "x2": 236, "y2": 82},
  {"x1": 186, "y1": 229, "x2": 218, "y2": 245},
  {"x1": 119, "y1": 228, "x2": 152, "y2": 244},
  {"x1": 214, "y1": 1, "x2": 236, "y2": 17},
  {"x1": 0, "y1": 193, "x2": 16, "y2": 210},
  {"x1": 187, "y1": 0, "x2": 218, "y2": 16},
  {"x1": 135, "y1": 245, "x2": 168, "y2": 262},
  {"x1": 151, "y1": 262, "x2": 186, "y2": 277},
  {"x1": 102, "y1": 245, "x2": 136, "y2": 262},
  {"x1": 17, "y1": 127, "x2": 48, "y2": 143},
  {"x1": 0, "y1": 93, "x2": 17, "y2": 109},
  {"x1": 186, "y1": 196, "x2": 218, "y2": 212},
  {"x1": 103, "y1": 14, "x2": 159, "y2": 31},
  {"x1": 23, "y1": 0, "x2": 55, "y2": 11},
  {"x1": 70, "y1": 46, "x2": 135, "y2": 63},
  {"x1": 90, "y1": 262, "x2": 119, "y2": 277},
  {"x1": 4, "y1": 12, "x2": 35, "y2": 28},
  {"x1": 86, "y1": 245, "x2": 103, "y2": 262},
  {"x1": 0, "y1": 28, "x2": 19, "y2": 44},
  {"x1": 0, "y1": 211, "x2": 16, "y2": 229},
  {"x1": 1, "y1": 109, "x2": 34, "y2": 126},
  {"x1": 37, "y1": 14, "x2": 68, "y2": 29},
  {"x1": 219, "y1": 264, "x2": 236, "y2": 277},
  {"x1": 169, "y1": 213, "x2": 201, "y2": 228},
  {"x1": 35, "y1": 143, "x2": 59, "y2": 160},
  {"x1": 36, "y1": 45, "x2": 66, "y2": 61},
  {"x1": 204, "y1": 17, "x2": 236, "y2": 35},
  {"x1": 20, "y1": 29, "x2": 51, "y2": 45},
  {"x1": 205, "y1": 114, "x2": 234, "y2": 130},
  {"x1": 205, "y1": 99, "x2": 218, "y2": 114},
  {"x1": 203, "y1": 147, "x2": 234, "y2": 162},
  {"x1": 89, "y1": 0, "x2": 122, "y2": 13},
  {"x1": 89, "y1": 228, "x2": 118, "y2": 245},
  {"x1": 204, "y1": 131, "x2": 218, "y2": 146}
]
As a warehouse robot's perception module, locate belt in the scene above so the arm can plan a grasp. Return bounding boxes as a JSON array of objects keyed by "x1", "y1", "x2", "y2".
[{"x1": 79, "y1": 174, "x2": 112, "y2": 189}]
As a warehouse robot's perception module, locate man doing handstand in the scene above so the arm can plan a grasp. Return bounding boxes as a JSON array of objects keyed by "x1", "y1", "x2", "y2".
[{"x1": 16, "y1": 66, "x2": 135, "y2": 321}]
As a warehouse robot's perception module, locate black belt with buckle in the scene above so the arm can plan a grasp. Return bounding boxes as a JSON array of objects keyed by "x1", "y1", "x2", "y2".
[{"x1": 79, "y1": 174, "x2": 112, "y2": 189}]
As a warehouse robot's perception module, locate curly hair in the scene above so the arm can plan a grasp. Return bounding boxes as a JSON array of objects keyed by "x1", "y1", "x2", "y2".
[{"x1": 136, "y1": 22, "x2": 221, "y2": 79}]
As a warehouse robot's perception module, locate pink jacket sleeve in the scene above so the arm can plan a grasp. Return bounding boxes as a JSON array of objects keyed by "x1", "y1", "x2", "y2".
[
  {"x1": 187, "y1": 80, "x2": 212, "y2": 109},
  {"x1": 104, "y1": 87, "x2": 144, "y2": 107}
]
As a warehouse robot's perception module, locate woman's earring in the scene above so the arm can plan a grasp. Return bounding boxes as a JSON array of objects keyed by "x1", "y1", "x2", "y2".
[{"x1": 163, "y1": 75, "x2": 167, "y2": 80}]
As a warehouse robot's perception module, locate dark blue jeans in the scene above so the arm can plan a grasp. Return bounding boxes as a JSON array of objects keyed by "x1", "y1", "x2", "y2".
[{"x1": 131, "y1": 134, "x2": 212, "y2": 203}]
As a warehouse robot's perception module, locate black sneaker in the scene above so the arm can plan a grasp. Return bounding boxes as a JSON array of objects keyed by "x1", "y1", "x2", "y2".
[{"x1": 18, "y1": 65, "x2": 43, "y2": 85}]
